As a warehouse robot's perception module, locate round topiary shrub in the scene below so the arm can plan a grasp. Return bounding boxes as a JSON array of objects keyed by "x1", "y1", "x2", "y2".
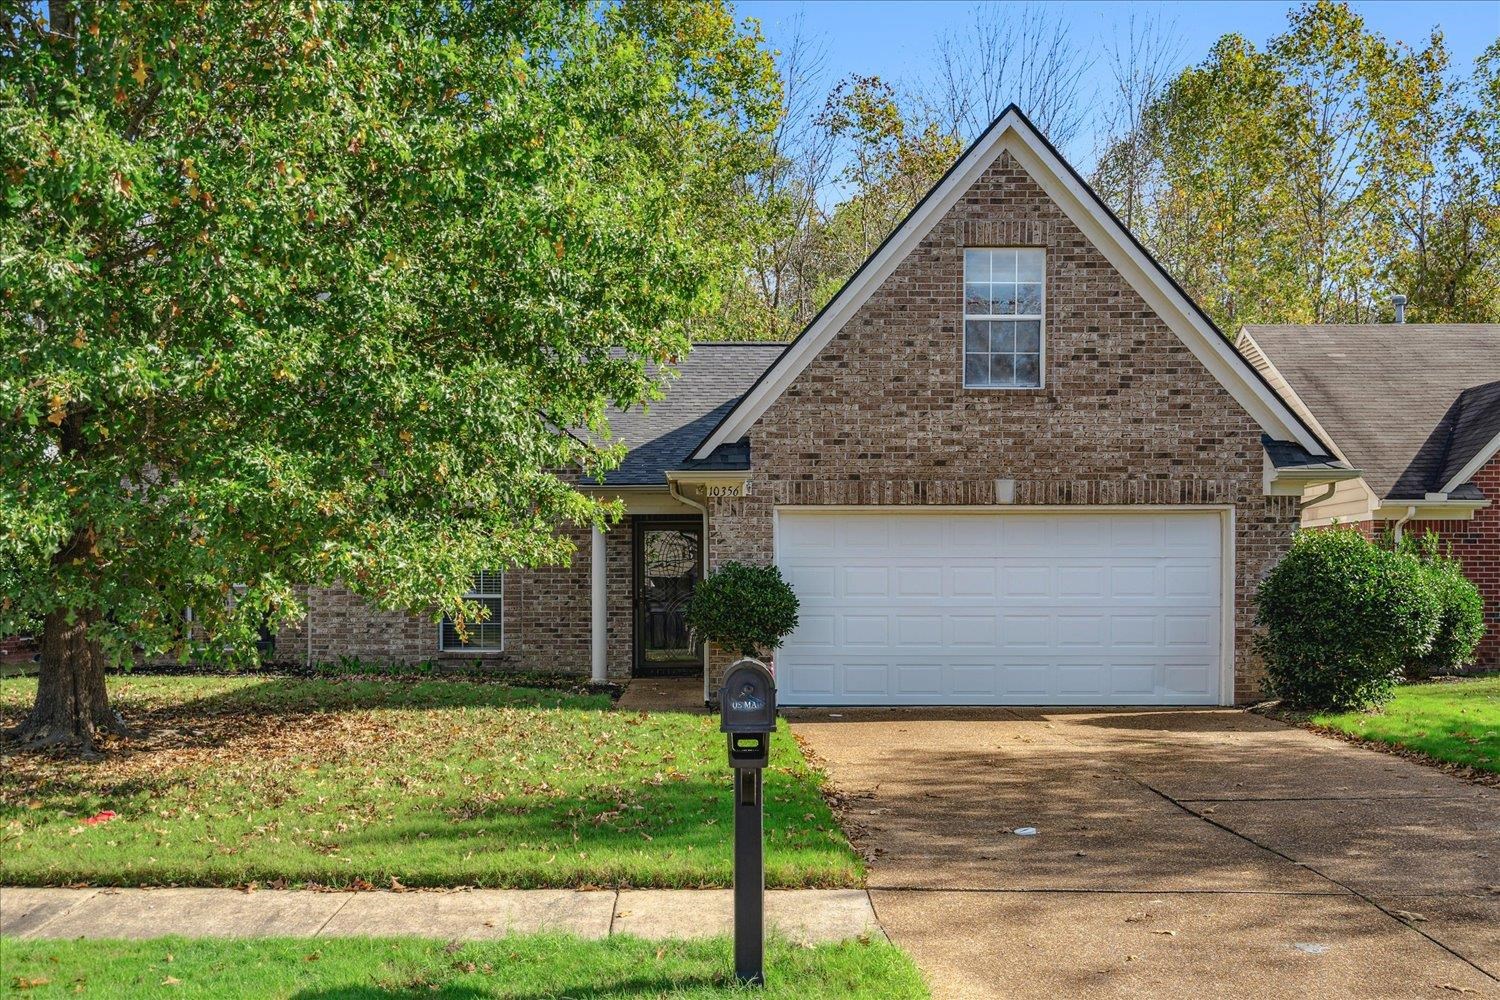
[
  {"x1": 1256, "y1": 529, "x2": 1441, "y2": 710},
  {"x1": 1400, "y1": 533, "x2": 1486, "y2": 680},
  {"x1": 684, "y1": 561, "x2": 800, "y2": 658}
]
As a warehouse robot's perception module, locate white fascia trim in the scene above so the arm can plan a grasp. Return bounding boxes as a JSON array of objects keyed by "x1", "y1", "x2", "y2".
[
  {"x1": 1373, "y1": 499, "x2": 1490, "y2": 520},
  {"x1": 694, "y1": 111, "x2": 1321, "y2": 460},
  {"x1": 663, "y1": 469, "x2": 752, "y2": 484},
  {"x1": 1440, "y1": 429, "x2": 1500, "y2": 495}
]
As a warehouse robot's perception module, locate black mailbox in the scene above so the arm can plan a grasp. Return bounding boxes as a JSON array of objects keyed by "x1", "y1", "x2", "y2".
[
  {"x1": 721, "y1": 657, "x2": 777, "y2": 770},
  {"x1": 718, "y1": 656, "x2": 777, "y2": 986}
]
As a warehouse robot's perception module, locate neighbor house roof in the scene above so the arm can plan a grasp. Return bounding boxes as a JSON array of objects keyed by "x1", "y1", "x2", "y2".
[
  {"x1": 591, "y1": 343, "x2": 783, "y2": 486},
  {"x1": 1238, "y1": 324, "x2": 1500, "y2": 501}
]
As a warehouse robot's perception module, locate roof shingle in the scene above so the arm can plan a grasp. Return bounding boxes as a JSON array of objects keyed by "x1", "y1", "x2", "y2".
[
  {"x1": 589, "y1": 343, "x2": 783, "y2": 486},
  {"x1": 1241, "y1": 324, "x2": 1499, "y2": 499}
]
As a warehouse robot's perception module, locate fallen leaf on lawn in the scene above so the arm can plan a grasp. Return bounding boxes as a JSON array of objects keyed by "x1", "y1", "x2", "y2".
[
  {"x1": 12, "y1": 977, "x2": 50, "y2": 990},
  {"x1": 304, "y1": 953, "x2": 320, "y2": 963},
  {"x1": 161, "y1": 977, "x2": 181, "y2": 987}
]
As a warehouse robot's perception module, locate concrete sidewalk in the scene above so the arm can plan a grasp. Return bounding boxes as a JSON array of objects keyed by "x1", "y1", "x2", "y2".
[{"x1": 0, "y1": 886, "x2": 880, "y2": 943}]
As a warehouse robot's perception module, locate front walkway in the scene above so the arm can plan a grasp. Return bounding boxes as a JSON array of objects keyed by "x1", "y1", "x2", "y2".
[
  {"x1": 614, "y1": 675, "x2": 706, "y2": 712},
  {"x1": 791, "y1": 706, "x2": 1499, "y2": 999},
  {"x1": 0, "y1": 887, "x2": 879, "y2": 944}
]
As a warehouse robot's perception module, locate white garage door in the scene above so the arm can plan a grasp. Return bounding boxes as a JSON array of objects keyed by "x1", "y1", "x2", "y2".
[{"x1": 775, "y1": 510, "x2": 1226, "y2": 706}]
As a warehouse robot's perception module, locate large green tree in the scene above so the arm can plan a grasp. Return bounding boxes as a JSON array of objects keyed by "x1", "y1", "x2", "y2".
[
  {"x1": 0, "y1": 0, "x2": 777, "y2": 749},
  {"x1": 1092, "y1": 1, "x2": 1498, "y2": 329}
]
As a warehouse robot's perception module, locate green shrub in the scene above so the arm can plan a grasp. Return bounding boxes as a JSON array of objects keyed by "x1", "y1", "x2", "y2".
[
  {"x1": 1256, "y1": 529, "x2": 1441, "y2": 710},
  {"x1": 1398, "y1": 532, "x2": 1486, "y2": 679},
  {"x1": 684, "y1": 561, "x2": 800, "y2": 658}
]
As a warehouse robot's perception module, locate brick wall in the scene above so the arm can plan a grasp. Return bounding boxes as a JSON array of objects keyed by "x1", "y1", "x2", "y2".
[
  {"x1": 274, "y1": 519, "x2": 635, "y2": 679},
  {"x1": 707, "y1": 148, "x2": 1301, "y2": 703}
]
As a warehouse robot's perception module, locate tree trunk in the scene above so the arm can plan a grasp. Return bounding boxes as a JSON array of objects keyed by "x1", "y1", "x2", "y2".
[{"x1": 7, "y1": 609, "x2": 121, "y2": 752}]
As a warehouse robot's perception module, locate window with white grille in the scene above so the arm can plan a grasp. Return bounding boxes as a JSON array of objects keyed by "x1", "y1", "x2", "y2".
[
  {"x1": 440, "y1": 571, "x2": 504, "y2": 651},
  {"x1": 964, "y1": 248, "x2": 1045, "y2": 388}
]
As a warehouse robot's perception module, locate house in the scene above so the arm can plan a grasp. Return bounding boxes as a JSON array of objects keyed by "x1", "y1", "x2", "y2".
[
  {"x1": 1237, "y1": 324, "x2": 1498, "y2": 668},
  {"x1": 278, "y1": 106, "x2": 1356, "y2": 706}
]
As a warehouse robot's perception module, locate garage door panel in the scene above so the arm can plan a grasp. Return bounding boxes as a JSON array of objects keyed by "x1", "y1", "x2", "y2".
[
  {"x1": 787, "y1": 564, "x2": 836, "y2": 598},
  {"x1": 1002, "y1": 565, "x2": 1051, "y2": 597},
  {"x1": 950, "y1": 615, "x2": 998, "y2": 646},
  {"x1": 776, "y1": 510, "x2": 1226, "y2": 706},
  {"x1": 952, "y1": 566, "x2": 997, "y2": 596},
  {"x1": 895, "y1": 565, "x2": 943, "y2": 597},
  {"x1": 842, "y1": 614, "x2": 889, "y2": 646},
  {"x1": 843, "y1": 565, "x2": 889, "y2": 597},
  {"x1": 840, "y1": 662, "x2": 890, "y2": 697},
  {"x1": 1110, "y1": 615, "x2": 1158, "y2": 647}
]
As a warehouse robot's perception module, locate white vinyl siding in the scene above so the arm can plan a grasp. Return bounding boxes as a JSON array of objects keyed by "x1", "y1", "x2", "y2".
[
  {"x1": 440, "y1": 570, "x2": 504, "y2": 651},
  {"x1": 775, "y1": 510, "x2": 1226, "y2": 706},
  {"x1": 964, "y1": 248, "x2": 1045, "y2": 388}
]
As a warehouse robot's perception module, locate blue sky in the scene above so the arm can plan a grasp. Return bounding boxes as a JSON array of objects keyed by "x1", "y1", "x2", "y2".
[{"x1": 733, "y1": 1, "x2": 1500, "y2": 166}]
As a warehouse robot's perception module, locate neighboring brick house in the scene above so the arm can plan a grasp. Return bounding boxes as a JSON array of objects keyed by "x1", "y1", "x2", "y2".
[
  {"x1": 1237, "y1": 325, "x2": 1499, "y2": 669},
  {"x1": 278, "y1": 106, "x2": 1351, "y2": 706}
]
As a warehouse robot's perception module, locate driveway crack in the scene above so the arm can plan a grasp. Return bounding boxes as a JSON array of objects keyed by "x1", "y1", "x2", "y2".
[{"x1": 1133, "y1": 774, "x2": 1498, "y2": 983}]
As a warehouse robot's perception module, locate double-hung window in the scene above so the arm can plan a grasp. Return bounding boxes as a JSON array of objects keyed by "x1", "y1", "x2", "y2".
[
  {"x1": 964, "y1": 248, "x2": 1045, "y2": 388},
  {"x1": 440, "y1": 570, "x2": 504, "y2": 651}
]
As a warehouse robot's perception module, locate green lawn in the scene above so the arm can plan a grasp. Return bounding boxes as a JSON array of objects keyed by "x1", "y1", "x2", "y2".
[
  {"x1": 0, "y1": 675, "x2": 861, "y2": 889},
  {"x1": 1312, "y1": 675, "x2": 1499, "y2": 773},
  {"x1": 0, "y1": 934, "x2": 927, "y2": 998}
]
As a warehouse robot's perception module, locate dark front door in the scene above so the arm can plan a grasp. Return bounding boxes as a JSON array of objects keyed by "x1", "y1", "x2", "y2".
[{"x1": 633, "y1": 517, "x2": 703, "y2": 676}]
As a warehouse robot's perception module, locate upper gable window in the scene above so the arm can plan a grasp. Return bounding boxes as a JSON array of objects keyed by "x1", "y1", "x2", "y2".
[{"x1": 964, "y1": 248, "x2": 1044, "y2": 389}]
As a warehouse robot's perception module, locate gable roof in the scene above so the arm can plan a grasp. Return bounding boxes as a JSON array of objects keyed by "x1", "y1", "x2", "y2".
[
  {"x1": 690, "y1": 104, "x2": 1328, "y2": 461},
  {"x1": 1239, "y1": 324, "x2": 1500, "y2": 500},
  {"x1": 589, "y1": 343, "x2": 783, "y2": 486}
]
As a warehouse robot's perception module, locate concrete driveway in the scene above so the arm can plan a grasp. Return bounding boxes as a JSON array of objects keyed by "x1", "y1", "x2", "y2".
[{"x1": 789, "y1": 707, "x2": 1499, "y2": 999}]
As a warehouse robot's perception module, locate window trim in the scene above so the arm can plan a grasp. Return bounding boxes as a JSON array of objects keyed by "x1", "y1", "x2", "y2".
[
  {"x1": 439, "y1": 571, "x2": 505, "y2": 653},
  {"x1": 962, "y1": 246, "x2": 1046, "y2": 391}
]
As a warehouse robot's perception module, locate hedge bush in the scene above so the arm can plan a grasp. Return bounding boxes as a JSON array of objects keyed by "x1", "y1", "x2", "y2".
[
  {"x1": 684, "y1": 561, "x2": 800, "y2": 658},
  {"x1": 1256, "y1": 529, "x2": 1441, "y2": 710},
  {"x1": 1398, "y1": 532, "x2": 1486, "y2": 680}
]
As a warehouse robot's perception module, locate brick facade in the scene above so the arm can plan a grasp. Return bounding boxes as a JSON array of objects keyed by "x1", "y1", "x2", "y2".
[
  {"x1": 706, "y1": 149, "x2": 1300, "y2": 703},
  {"x1": 274, "y1": 519, "x2": 637, "y2": 679},
  {"x1": 272, "y1": 146, "x2": 1312, "y2": 700}
]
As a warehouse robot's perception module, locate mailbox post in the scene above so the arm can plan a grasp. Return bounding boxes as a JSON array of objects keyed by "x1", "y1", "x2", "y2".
[{"x1": 719, "y1": 657, "x2": 777, "y2": 987}]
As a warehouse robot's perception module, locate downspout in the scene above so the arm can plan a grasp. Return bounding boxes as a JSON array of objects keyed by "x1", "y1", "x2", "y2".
[
  {"x1": 668, "y1": 478, "x2": 711, "y2": 706},
  {"x1": 1392, "y1": 505, "x2": 1417, "y2": 544},
  {"x1": 1299, "y1": 482, "x2": 1338, "y2": 513}
]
